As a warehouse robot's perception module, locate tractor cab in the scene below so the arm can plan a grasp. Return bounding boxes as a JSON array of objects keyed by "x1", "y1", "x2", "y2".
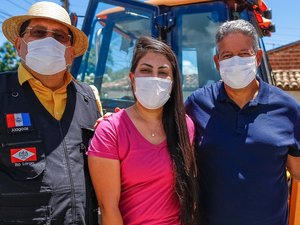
[{"x1": 71, "y1": 0, "x2": 274, "y2": 112}]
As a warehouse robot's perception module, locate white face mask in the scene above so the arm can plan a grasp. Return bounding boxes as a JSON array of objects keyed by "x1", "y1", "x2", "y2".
[
  {"x1": 23, "y1": 37, "x2": 67, "y2": 75},
  {"x1": 134, "y1": 77, "x2": 173, "y2": 110},
  {"x1": 219, "y1": 55, "x2": 257, "y2": 89}
]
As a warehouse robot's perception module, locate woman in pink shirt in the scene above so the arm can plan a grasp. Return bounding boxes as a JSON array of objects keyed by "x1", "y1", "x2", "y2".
[{"x1": 88, "y1": 36, "x2": 199, "y2": 225}]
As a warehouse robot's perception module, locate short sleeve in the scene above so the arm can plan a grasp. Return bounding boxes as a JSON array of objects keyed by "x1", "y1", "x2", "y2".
[
  {"x1": 289, "y1": 104, "x2": 300, "y2": 156},
  {"x1": 185, "y1": 95, "x2": 194, "y2": 117},
  {"x1": 87, "y1": 117, "x2": 119, "y2": 160},
  {"x1": 186, "y1": 114, "x2": 195, "y2": 144}
]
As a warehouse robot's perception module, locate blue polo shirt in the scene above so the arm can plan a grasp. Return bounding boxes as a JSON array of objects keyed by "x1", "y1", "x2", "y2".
[{"x1": 185, "y1": 78, "x2": 300, "y2": 225}]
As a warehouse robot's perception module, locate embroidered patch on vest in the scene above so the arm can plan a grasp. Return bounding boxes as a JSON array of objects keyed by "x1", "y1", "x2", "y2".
[
  {"x1": 10, "y1": 147, "x2": 37, "y2": 163},
  {"x1": 6, "y1": 113, "x2": 33, "y2": 134}
]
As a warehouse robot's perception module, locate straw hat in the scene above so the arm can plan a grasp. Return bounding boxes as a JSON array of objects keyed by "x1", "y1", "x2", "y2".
[{"x1": 2, "y1": 1, "x2": 88, "y2": 57}]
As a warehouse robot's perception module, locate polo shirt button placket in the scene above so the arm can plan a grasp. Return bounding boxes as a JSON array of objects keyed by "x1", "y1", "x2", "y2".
[{"x1": 236, "y1": 110, "x2": 246, "y2": 134}]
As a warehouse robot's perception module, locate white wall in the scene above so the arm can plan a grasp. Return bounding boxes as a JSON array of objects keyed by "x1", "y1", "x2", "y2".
[{"x1": 285, "y1": 91, "x2": 300, "y2": 103}]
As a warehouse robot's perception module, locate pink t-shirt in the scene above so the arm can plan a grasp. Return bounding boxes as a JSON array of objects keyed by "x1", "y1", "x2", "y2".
[{"x1": 88, "y1": 109, "x2": 195, "y2": 225}]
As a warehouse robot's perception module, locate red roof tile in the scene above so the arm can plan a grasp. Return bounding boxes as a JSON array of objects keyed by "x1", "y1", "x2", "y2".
[{"x1": 272, "y1": 70, "x2": 300, "y2": 90}]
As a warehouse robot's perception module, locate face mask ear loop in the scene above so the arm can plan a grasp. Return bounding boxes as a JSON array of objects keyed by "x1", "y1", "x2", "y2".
[
  {"x1": 19, "y1": 38, "x2": 28, "y2": 63},
  {"x1": 254, "y1": 54, "x2": 258, "y2": 68},
  {"x1": 20, "y1": 57, "x2": 26, "y2": 63},
  {"x1": 66, "y1": 64, "x2": 72, "y2": 70},
  {"x1": 21, "y1": 38, "x2": 28, "y2": 45},
  {"x1": 132, "y1": 75, "x2": 137, "y2": 95}
]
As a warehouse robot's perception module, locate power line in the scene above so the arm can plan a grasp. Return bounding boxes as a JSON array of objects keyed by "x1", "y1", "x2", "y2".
[
  {"x1": 276, "y1": 26, "x2": 300, "y2": 31},
  {"x1": 264, "y1": 42, "x2": 284, "y2": 47},
  {"x1": 264, "y1": 40, "x2": 299, "y2": 48},
  {"x1": 26, "y1": 0, "x2": 39, "y2": 3},
  {"x1": 264, "y1": 37, "x2": 299, "y2": 43},
  {"x1": 267, "y1": 37, "x2": 300, "y2": 42},
  {"x1": 23, "y1": 0, "x2": 34, "y2": 6},
  {"x1": 6, "y1": 0, "x2": 28, "y2": 11},
  {"x1": 0, "y1": 15, "x2": 7, "y2": 20},
  {"x1": 272, "y1": 33, "x2": 300, "y2": 38},
  {"x1": 0, "y1": 10, "x2": 12, "y2": 17}
]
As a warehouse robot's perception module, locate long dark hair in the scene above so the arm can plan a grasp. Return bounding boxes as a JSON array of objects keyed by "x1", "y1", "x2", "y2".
[{"x1": 130, "y1": 36, "x2": 199, "y2": 225}]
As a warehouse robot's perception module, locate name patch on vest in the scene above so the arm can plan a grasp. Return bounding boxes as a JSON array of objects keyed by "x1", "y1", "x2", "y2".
[
  {"x1": 10, "y1": 147, "x2": 37, "y2": 164},
  {"x1": 6, "y1": 113, "x2": 33, "y2": 134}
]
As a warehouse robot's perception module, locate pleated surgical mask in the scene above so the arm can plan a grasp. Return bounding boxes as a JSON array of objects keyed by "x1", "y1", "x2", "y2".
[
  {"x1": 134, "y1": 77, "x2": 173, "y2": 110},
  {"x1": 23, "y1": 37, "x2": 67, "y2": 75},
  {"x1": 219, "y1": 55, "x2": 257, "y2": 89}
]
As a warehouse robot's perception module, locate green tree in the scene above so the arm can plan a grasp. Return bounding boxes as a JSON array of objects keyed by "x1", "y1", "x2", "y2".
[{"x1": 0, "y1": 41, "x2": 20, "y2": 72}]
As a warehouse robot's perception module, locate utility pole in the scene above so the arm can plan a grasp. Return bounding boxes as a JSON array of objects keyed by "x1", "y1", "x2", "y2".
[{"x1": 60, "y1": 0, "x2": 70, "y2": 13}]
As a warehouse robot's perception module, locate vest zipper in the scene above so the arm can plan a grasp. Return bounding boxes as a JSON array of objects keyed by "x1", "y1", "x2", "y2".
[{"x1": 58, "y1": 122, "x2": 77, "y2": 225}]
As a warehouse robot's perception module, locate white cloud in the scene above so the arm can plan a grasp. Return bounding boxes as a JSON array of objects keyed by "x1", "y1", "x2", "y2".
[{"x1": 183, "y1": 60, "x2": 197, "y2": 75}]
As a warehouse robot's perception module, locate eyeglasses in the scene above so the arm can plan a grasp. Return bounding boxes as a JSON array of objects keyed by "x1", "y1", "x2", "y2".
[{"x1": 22, "y1": 26, "x2": 72, "y2": 44}]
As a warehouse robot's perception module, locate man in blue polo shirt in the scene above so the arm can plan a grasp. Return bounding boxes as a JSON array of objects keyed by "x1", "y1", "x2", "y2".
[{"x1": 185, "y1": 19, "x2": 300, "y2": 225}]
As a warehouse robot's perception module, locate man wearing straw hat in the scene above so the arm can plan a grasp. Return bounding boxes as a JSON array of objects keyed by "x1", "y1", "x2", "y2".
[{"x1": 0, "y1": 1, "x2": 100, "y2": 224}]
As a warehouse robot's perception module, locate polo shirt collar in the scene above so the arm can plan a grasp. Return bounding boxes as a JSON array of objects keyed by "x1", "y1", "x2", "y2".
[
  {"x1": 217, "y1": 81, "x2": 227, "y2": 102},
  {"x1": 18, "y1": 63, "x2": 74, "y2": 87},
  {"x1": 217, "y1": 76, "x2": 270, "y2": 105},
  {"x1": 250, "y1": 76, "x2": 269, "y2": 105},
  {"x1": 18, "y1": 63, "x2": 34, "y2": 85}
]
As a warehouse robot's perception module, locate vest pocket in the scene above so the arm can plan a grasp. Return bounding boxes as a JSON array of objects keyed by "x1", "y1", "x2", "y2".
[
  {"x1": 0, "y1": 139, "x2": 45, "y2": 180},
  {"x1": 0, "y1": 192, "x2": 52, "y2": 225}
]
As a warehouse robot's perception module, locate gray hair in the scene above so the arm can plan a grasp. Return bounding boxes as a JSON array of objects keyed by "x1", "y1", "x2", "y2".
[{"x1": 215, "y1": 19, "x2": 259, "y2": 53}]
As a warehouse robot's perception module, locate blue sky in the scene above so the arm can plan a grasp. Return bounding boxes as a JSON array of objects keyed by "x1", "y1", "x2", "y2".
[
  {"x1": 263, "y1": 0, "x2": 300, "y2": 50},
  {"x1": 0, "y1": 0, "x2": 299, "y2": 51}
]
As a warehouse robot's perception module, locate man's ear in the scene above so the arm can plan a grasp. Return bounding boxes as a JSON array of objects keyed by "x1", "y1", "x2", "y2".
[
  {"x1": 15, "y1": 37, "x2": 22, "y2": 57},
  {"x1": 214, "y1": 55, "x2": 220, "y2": 71},
  {"x1": 70, "y1": 46, "x2": 75, "y2": 60},
  {"x1": 66, "y1": 46, "x2": 75, "y2": 64},
  {"x1": 256, "y1": 49, "x2": 263, "y2": 67}
]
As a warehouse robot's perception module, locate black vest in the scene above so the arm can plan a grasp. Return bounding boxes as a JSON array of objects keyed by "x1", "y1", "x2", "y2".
[{"x1": 0, "y1": 71, "x2": 100, "y2": 225}]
